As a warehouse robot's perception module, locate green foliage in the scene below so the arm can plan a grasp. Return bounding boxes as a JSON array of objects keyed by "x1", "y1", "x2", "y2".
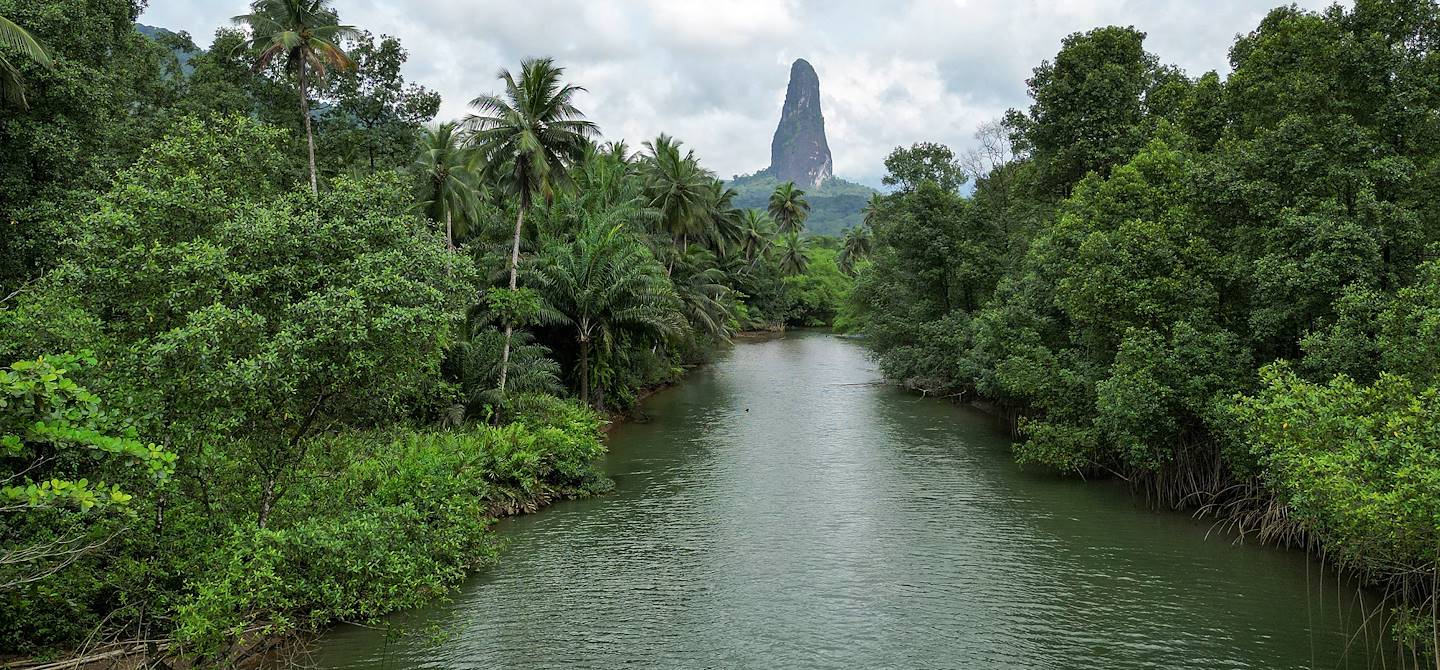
[
  {"x1": 781, "y1": 246, "x2": 850, "y2": 327},
  {"x1": 728, "y1": 171, "x2": 875, "y2": 237},
  {"x1": 1233, "y1": 365, "x2": 1440, "y2": 576},
  {"x1": 320, "y1": 30, "x2": 440, "y2": 174},
  {"x1": 1006, "y1": 25, "x2": 1163, "y2": 196},
  {"x1": 1, "y1": 353, "x2": 174, "y2": 512},
  {"x1": 852, "y1": 0, "x2": 1440, "y2": 655},
  {"x1": 767, "y1": 181, "x2": 811, "y2": 235},
  {"x1": 0, "y1": 0, "x2": 174, "y2": 291},
  {"x1": 882, "y1": 142, "x2": 968, "y2": 193},
  {"x1": 173, "y1": 406, "x2": 606, "y2": 650}
]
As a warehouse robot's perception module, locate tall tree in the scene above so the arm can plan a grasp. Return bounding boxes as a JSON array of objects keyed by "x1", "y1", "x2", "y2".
[
  {"x1": 838, "y1": 225, "x2": 873, "y2": 275},
  {"x1": 641, "y1": 134, "x2": 714, "y2": 258},
  {"x1": 777, "y1": 233, "x2": 811, "y2": 276},
  {"x1": 322, "y1": 31, "x2": 439, "y2": 173},
  {"x1": 1004, "y1": 25, "x2": 1158, "y2": 196},
  {"x1": 0, "y1": 13, "x2": 52, "y2": 108},
  {"x1": 768, "y1": 182, "x2": 810, "y2": 236},
  {"x1": 738, "y1": 209, "x2": 775, "y2": 265},
  {"x1": 465, "y1": 57, "x2": 597, "y2": 394},
  {"x1": 414, "y1": 121, "x2": 483, "y2": 250},
  {"x1": 705, "y1": 181, "x2": 745, "y2": 258},
  {"x1": 233, "y1": 0, "x2": 358, "y2": 195},
  {"x1": 881, "y1": 142, "x2": 968, "y2": 193}
]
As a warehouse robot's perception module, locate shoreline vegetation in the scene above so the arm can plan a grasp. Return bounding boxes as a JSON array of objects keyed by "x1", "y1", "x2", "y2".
[
  {"x1": 842, "y1": 1, "x2": 1440, "y2": 662},
  {"x1": 2, "y1": 0, "x2": 1437, "y2": 668},
  {"x1": 0, "y1": 0, "x2": 853, "y2": 665}
]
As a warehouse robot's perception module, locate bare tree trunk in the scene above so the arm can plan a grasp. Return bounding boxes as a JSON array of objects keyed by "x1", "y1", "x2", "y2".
[
  {"x1": 446, "y1": 207, "x2": 454, "y2": 251},
  {"x1": 497, "y1": 206, "x2": 526, "y2": 394},
  {"x1": 257, "y1": 475, "x2": 276, "y2": 529},
  {"x1": 298, "y1": 61, "x2": 318, "y2": 196}
]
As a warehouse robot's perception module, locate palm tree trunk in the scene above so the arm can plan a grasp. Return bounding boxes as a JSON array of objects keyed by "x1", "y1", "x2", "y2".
[
  {"x1": 579, "y1": 335, "x2": 590, "y2": 406},
  {"x1": 497, "y1": 206, "x2": 526, "y2": 394},
  {"x1": 298, "y1": 61, "x2": 318, "y2": 196},
  {"x1": 446, "y1": 207, "x2": 454, "y2": 251}
]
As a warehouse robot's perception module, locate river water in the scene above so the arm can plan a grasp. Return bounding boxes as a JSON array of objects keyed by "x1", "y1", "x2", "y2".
[{"x1": 314, "y1": 331, "x2": 1385, "y2": 669}]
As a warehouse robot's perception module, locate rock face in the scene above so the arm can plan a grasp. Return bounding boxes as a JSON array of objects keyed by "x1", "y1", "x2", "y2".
[{"x1": 768, "y1": 59, "x2": 833, "y2": 189}]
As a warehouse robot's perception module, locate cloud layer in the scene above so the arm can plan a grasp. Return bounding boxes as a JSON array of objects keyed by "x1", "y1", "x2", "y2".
[{"x1": 142, "y1": 0, "x2": 1343, "y2": 185}]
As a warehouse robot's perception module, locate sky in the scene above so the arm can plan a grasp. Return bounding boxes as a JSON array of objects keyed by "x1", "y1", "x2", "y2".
[{"x1": 140, "y1": 0, "x2": 1344, "y2": 187}]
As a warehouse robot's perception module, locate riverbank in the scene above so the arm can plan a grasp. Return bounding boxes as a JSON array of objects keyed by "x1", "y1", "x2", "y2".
[
  {"x1": 308, "y1": 331, "x2": 1383, "y2": 669},
  {"x1": 3, "y1": 398, "x2": 613, "y2": 669}
]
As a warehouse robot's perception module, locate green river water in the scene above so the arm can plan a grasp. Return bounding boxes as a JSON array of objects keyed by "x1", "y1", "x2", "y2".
[{"x1": 314, "y1": 331, "x2": 1387, "y2": 669}]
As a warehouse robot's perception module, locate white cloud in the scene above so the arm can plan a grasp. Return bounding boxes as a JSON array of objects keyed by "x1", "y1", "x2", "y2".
[{"x1": 141, "y1": 0, "x2": 1345, "y2": 185}]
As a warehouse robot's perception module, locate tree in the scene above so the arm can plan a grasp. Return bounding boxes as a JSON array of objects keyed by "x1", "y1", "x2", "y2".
[
  {"x1": 322, "y1": 30, "x2": 439, "y2": 173},
  {"x1": 838, "y1": 225, "x2": 873, "y2": 275},
  {"x1": 705, "y1": 180, "x2": 745, "y2": 258},
  {"x1": 0, "y1": 13, "x2": 52, "y2": 108},
  {"x1": 232, "y1": 0, "x2": 359, "y2": 195},
  {"x1": 0, "y1": 0, "x2": 173, "y2": 293},
  {"x1": 529, "y1": 221, "x2": 682, "y2": 407},
  {"x1": 882, "y1": 142, "x2": 967, "y2": 193},
  {"x1": 1, "y1": 353, "x2": 176, "y2": 591},
  {"x1": 738, "y1": 210, "x2": 775, "y2": 264},
  {"x1": 55, "y1": 117, "x2": 473, "y2": 528},
  {"x1": 777, "y1": 233, "x2": 810, "y2": 277},
  {"x1": 465, "y1": 57, "x2": 597, "y2": 394},
  {"x1": 641, "y1": 134, "x2": 714, "y2": 258},
  {"x1": 768, "y1": 182, "x2": 810, "y2": 235},
  {"x1": 1005, "y1": 26, "x2": 1158, "y2": 196},
  {"x1": 414, "y1": 121, "x2": 483, "y2": 250},
  {"x1": 671, "y1": 245, "x2": 737, "y2": 340}
]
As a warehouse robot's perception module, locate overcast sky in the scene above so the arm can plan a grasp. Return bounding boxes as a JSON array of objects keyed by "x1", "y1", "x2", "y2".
[{"x1": 141, "y1": 0, "x2": 1342, "y2": 186}]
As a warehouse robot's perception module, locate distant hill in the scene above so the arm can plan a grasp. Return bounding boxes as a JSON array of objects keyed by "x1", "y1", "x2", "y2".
[{"x1": 729, "y1": 170, "x2": 875, "y2": 238}]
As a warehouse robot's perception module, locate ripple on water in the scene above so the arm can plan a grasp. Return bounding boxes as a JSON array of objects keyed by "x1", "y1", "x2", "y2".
[{"x1": 314, "y1": 332, "x2": 1389, "y2": 670}]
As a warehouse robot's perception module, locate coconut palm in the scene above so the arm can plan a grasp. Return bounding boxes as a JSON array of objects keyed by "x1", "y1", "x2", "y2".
[
  {"x1": 465, "y1": 57, "x2": 597, "y2": 394},
  {"x1": 767, "y1": 181, "x2": 810, "y2": 235},
  {"x1": 0, "y1": 14, "x2": 52, "y2": 109},
  {"x1": 641, "y1": 134, "x2": 714, "y2": 258},
  {"x1": 777, "y1": 233, "x2": 810, "y2": 277},
  {"x1": 862, "y1": 193, "x2": 885, "y2": 228},
  {"x1": 528, "y1": 220, "x2": 683, "y2": 407},
  {"x1": 838, "y1": 225, "x2": 873, "y2": 275},
  {"x1": 705, "y1": 181, "x2": 745, "y2": 258},
  {"x1": 738, "y1": 209, "x2": 776, "y2": 265},
  {"x1": 233, "y1": 0, "x2": 359, "y2": 195},
  {"x1": 414, "y1": 122, "x2": 484, "y2": 250}
]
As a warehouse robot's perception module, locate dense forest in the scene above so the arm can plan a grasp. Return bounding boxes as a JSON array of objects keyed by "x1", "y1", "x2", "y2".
[
  {"x1": 6, "y1": 0, "x2": 1440, "y2": 665},
  {"x1": 847, "y1": 0, "x2": 1440, "y2": 658},
  {"x1": 0, "y1": 0, "x2": 850, "y2": 661}
]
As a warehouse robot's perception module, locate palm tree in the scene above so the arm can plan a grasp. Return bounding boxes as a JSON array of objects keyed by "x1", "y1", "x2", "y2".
[
  {"x1": 671, "y1": 245, "x2": 737, "y2": 340},
  {"x1": 862, "y1": 193, "x2": 885, "y2": 228},
  {"x1": 0, "y1": 14, "x2": 53, "y2": 109},
  {"x1": 528, "y1": 221, "x2": 683, "y2": 407},
  {"x1": 738, "y1": 209, "x2": 775, "y2": 265},
  {"x1": 777, "y1": 233, "x2": 810, "y2": 277},
  {"x1": 465, "y1": 57, "x2": 597, "y2": 394},
  {"x1": 838, "y1": 225, "x2": 873, "y2": 275},
  {"x1": 768, "y1": 181, "x2": 810, "y2": 236},
  {"x1": 641, "y1": 134, "x2": 713, "y2": 260},
  {"x1": 705, "y1": 181, "x2": 745, "y2": 258},
  {"x1": 444, "y1": 312, "x2": 562, "y2": 424},
  {"x1": 233, "y1": 0, "x2": 359, "y2": 195},
  {"x1": 414, "y1": 122, "x2": 484, "y2": 250}
]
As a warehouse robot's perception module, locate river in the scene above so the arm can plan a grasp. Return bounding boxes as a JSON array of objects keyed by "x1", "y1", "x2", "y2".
[{"x1": 314, "y1": 331, "x2": 1384, "y2": 669}]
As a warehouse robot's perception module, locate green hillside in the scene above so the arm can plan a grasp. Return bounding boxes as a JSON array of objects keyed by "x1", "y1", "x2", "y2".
[{"x1": 728, "y1": 170, "x2": 876, "y2": 237}]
